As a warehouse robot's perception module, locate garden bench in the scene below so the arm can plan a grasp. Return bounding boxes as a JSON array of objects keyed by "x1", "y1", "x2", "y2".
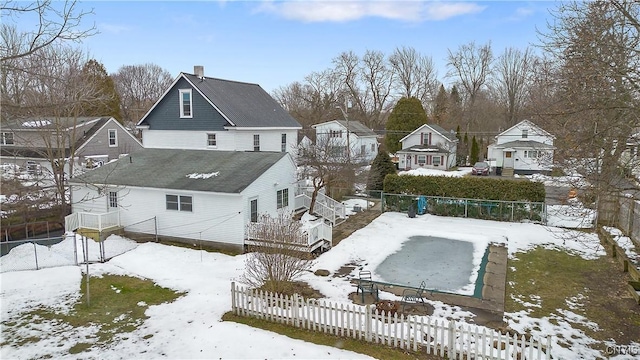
[{"x1": 356, "y1": 270, "x2": 379, "y2": 303}]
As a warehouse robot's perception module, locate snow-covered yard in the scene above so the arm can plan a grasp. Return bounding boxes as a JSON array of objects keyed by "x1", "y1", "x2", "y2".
[{"x1": 2, "y1": 210, "x2": 638, "y2": 359}]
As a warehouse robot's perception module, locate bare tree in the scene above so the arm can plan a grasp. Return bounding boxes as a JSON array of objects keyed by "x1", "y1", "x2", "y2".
[
  {"x1": 0, "y1": 0, "x2": 96, "y2": 62},
  {"x1": 446, "y1": 41, "x2": 493, "y2": 130},
  {"x1": 491, "y1": 47, "x2": 535, "y2": 127},
  {"x1": 112, "y1": 63, "x2": 173, "y2": 127},
  {"x1": 2, "y1": 44, "x2": 116, "y2": 224},
  {"x1": 361, "y1": 49, "x2": 394, "y2": 129},
  {"x1": 538, "y1": 0, "x2": 640, "y2": 223},
  {"x1": 241, "y1": 211, "x2": 313, "y2": 294},
  {"x1": 389, "y1": 46, "x2": 438, "y2": 108},
  {"x1": 297, "y1": 134, "x2": 361, "y2": 213}
]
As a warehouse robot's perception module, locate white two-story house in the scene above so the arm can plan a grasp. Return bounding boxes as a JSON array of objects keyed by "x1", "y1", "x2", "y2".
[
  {"x1": 137, "y1": 66, "x2": 302, "y2": 154},
  {"x1": 397, "y1": 124, "x2": 458, "y2": 170},
  {"x1": 487, "y1": 120, "x2": 555, "y2": 176},
  {"x1": 311, "y1": 120, "x2": 378, "y2": 164}
]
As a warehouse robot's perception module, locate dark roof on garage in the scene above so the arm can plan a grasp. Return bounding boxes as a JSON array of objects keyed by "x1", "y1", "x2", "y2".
[{"x1": 70, "y1": 149, "x2": 289, "y2": 193}]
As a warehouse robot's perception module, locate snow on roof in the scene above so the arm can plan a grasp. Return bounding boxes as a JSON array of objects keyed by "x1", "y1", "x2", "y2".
[
  {"x1": 399, "y1": 167, "x2": 472, "y2": 177},
  {"x1": 21, "y1": 119, "x2": 51, "y2": 127},
  {"x1": 186, "y1": 171, "x2": 220, "y2": 179}
]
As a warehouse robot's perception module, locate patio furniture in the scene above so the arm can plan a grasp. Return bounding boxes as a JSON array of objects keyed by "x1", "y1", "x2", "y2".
[
  {"x1": 401, "y1": 281, "x2": 428, "y2": 312},
  {"x1": 356, "y1": 270, "x2": 379, "y2": 303}
]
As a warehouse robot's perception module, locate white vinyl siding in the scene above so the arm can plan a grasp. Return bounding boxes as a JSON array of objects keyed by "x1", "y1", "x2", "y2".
[
  {"x1": 142, "y1": 129, "x2": 299, "y2": 153},
  {"x1": 250, "y1": 198, "x2": 258, "y2": 223},
  {"x1": 179, "y1": 89, "x2": 193, "y2": 118}
]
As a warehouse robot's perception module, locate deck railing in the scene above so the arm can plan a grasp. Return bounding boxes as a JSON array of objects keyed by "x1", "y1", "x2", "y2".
[{"x1": 65, "y1": 211, "x2": 120, "y2": 232}]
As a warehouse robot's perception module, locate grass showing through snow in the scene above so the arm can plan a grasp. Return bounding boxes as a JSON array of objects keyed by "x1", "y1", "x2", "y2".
[
  {"x1": 506, "y1": 246, "x2": 640, "y2": 355},
  {"x1": 1, "y1": 275, "x2": 182, "y2": 355}
]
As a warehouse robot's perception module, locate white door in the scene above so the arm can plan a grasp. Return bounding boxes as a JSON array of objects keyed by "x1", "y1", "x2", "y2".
[{"x1": 503, "y1": 151, "x2": 514, "y2": 168}]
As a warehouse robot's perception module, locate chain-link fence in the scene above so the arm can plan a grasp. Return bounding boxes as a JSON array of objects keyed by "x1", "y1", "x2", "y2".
[
  {"x1": 382, "y1": 193, "x2": 546, "y2": 224},
  {"x1": 0, "y1": 232, "x2": 139, "y2": 273},
  {"x1": 0, "y1": 234, "x2": 77, "y2": 272}
]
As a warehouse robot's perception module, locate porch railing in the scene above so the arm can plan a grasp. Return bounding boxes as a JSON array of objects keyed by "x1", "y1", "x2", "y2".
[{"x1": 65, "y1": 211, "x2": 120, "y2": 232}]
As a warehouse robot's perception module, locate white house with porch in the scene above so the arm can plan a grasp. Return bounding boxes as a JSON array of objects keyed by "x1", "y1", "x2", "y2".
[
  {"x1": 396, "y1": 124, "x2": 458, "y2": 170},
  {"x1": 66, "y1": 148, "x2": 333, "y2": 253},
  {"x1": 487, "y1": 120, "x2": 555, "y2": 176},
  {"x1": 312, "y1": 120, "x2": 378, "y2": 164}
]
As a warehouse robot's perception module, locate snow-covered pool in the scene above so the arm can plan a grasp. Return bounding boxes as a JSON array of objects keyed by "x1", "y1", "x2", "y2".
[{"x1": 375, "y1": 236, "x2": 488, "y2": 296}]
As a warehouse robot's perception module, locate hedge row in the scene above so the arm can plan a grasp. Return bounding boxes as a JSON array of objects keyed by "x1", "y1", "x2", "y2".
[{"x1": 383, "y1": 174, "x2": 546, "y2": 202}]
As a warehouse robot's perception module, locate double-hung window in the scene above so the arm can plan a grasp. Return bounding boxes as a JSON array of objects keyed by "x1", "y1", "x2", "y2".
[
  {"x1": 166, "y1": 194, "x2": 193, "y2": 212},
  {"x1": 108, "y1": 191, "x2": 118, "y2": 208},
  {"x1": 253, "y1": 134, "x2": 260, "y2": 151},
  {"x1": 1, "y1": 132, "x2": 14, "y2": 145},
  {"x1": 250, "y1": 198, "x2": 258, "y2": 223},
  {"x1": 433, "y1": 156, "x2": 441, "y2": 166},
  {"x1": 522, "y1": 129, "x2": 528, "y2": 139},
  {"x1": 281, "y1": 134, "x2": 287, "y2": 152},
  {"x1": 207, "y1": 133, "x2": 217, "y2": 147},
  {"x1": 417, "y1": 155, "x2": 426, "y2": 165},
  {"x1": 277, "y1": 189, "x2": 289, "y2": 209},
  {"x1": 179, "y1": 89, "x2": 192, "y2": 118},
  {"x1": 108, "y1": 129, "x2": 117, "y2": 147}
]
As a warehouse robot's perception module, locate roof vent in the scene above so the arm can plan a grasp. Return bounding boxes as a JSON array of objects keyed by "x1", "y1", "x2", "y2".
[{"x1": 194, "y1": 65, "x2": 204, "y2": 79}]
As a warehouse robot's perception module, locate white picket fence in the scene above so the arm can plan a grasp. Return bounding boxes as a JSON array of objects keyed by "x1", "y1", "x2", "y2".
[{"x1": 230, "y1": 282, "x2": 552, "y2": 359}]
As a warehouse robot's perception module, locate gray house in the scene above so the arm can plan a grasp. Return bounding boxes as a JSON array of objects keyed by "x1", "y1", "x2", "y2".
[
  {"x1": 0, "y1": 116, "x2": 143, "y2": 176},
  {"x1": 137, "y1": 66, "x2": 302, "y2": 154}
]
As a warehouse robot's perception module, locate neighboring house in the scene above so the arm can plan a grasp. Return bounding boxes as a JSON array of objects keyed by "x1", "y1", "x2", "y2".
[
  {"x1": 0, "y1": 116, "x2": 142, "y2": 176},
  {"x1": 66, "y1": 149, "x2": 327, "y2": 252},
  {"x1": 137, "y1": 66, "x2": 302, "y2": 155},
  {"x1": 396, "y1": 124, "x2": 458, "y2": 170},
  {"x1": 487, "y1": 120, "x2": 555, "y2": 176},
  {"x1": 620, "y1": 131, "x2": 640, "y2": 180},
  {"x1": 311, "y1": 120, "x2": 378, "y2": 164}
]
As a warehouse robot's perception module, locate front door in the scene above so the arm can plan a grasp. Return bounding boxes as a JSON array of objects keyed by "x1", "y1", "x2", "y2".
[
  {"x1": 406, "y1": 155, "x2": 411, "y2": 170},
  {"x1": 504, "y1": 151, "x2": 514, "y2": 168}
]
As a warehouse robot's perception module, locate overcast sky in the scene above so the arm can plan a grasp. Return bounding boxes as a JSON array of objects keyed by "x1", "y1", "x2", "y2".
[{"x1": 68, "y1": 1, "x2": 555, "y2": 92}]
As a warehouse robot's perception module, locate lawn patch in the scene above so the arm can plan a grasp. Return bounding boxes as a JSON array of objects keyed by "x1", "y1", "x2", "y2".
[
  {"x1": 506, "y1": 246, "x2": 640, "y2": 353},
  {"x1": 0, "y1": 274, "x2": 182, "y2": 354}
]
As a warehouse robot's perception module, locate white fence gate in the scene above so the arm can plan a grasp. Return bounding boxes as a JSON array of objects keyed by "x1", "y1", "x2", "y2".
[{"x1": 230, "y1": 282, "x2": 552, "y2": 359}]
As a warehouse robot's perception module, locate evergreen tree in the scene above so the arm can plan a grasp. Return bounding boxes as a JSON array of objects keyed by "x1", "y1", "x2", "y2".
[
  {"x1": 82, "y1": 59, "x2": 122, "y2": 121},
  {"x1": 432, "y1": 84, "x2": 448, "y2": 125},
  {"x1": 366, "y1": 149, "x2": 396, "y2": 197},
  {"x1": 470, "y1": 136, "x2": 479, "y2": 164},
  {"x1": 384, "y1": 97, "x2": 428, "y2": 153}
]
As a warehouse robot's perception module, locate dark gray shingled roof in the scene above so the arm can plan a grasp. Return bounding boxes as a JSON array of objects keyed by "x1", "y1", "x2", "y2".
[
  {"x1": 182, "y1": 73, "x2": 301, "y2": 128},
  {"x1": 397, "y1": 144, "x2": 449, "y2": 154},
  {"x1": 429, "y1": 124, "x2": 458, "y2": 142},
  {"x1": 333, "y1": 120, "x2": 377, "y2": 137},
  {"x1": 70, "y1": 149, "x2": 289, "y2": 193}
]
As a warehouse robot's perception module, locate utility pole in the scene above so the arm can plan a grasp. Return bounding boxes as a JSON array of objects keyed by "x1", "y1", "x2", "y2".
[{"x1": 336, "y1": 100, "x2": 351, "y2": 163}]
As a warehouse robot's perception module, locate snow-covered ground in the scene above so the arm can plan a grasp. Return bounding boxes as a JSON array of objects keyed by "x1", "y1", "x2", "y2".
[
  {"x1": 2, "y1": 210, "x2": 638, "y2": 359},
  {"x1": 399, "y1": 167, "x2": 473, "y2": 177},
  {"x1": 604, "y1": 226, "x2": 639, "y2": 267}
]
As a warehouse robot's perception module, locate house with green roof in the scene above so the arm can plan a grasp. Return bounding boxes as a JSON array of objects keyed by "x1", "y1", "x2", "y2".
[
  {"x1": 136, "y1": 66, "x2": 302, "y2": 155},
  {"x1": 397, "y1": 123, "x2": 459, "y2": 170},
  {"x1": 66, "y1": 148, "x2": 330, "y2": 252}
]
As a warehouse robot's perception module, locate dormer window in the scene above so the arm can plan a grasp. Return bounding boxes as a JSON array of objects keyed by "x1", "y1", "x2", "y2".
[
  {"x1": 179, "y1": 89, "x2": 192, "y2": 118},
  {"x1": 522, "y1": 129, "x2": 528, "y2": 139},
  {"x1": 108, "y1": 129, "x2": 117, "y2": 147}
]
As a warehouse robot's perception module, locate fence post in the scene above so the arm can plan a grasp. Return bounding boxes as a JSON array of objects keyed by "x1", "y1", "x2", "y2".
[
  {"x1": 154, "y1": 216, "x2": 158, "y2": 242},
  {"x1": 71, "y1": 232, "x2": 78, "y2": 266},
  {"x1": 365, "y1": 304, "x2": 371, "y2": 342},
  {"x1": 293, "y1": 294, "x2": 299, "y2": 327},
  {"x1": 231, "y1": 282, "x2": 236, "y2": 312},
  {"x1": 464, "y1": 200, "x2": 468, "y2": 218},
  {"x1": 33, "y1": 242, "x2": 39, "y2": 270},
  {"x1": 448, "y1": 321, "x2": 455, "y2": 358}
]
